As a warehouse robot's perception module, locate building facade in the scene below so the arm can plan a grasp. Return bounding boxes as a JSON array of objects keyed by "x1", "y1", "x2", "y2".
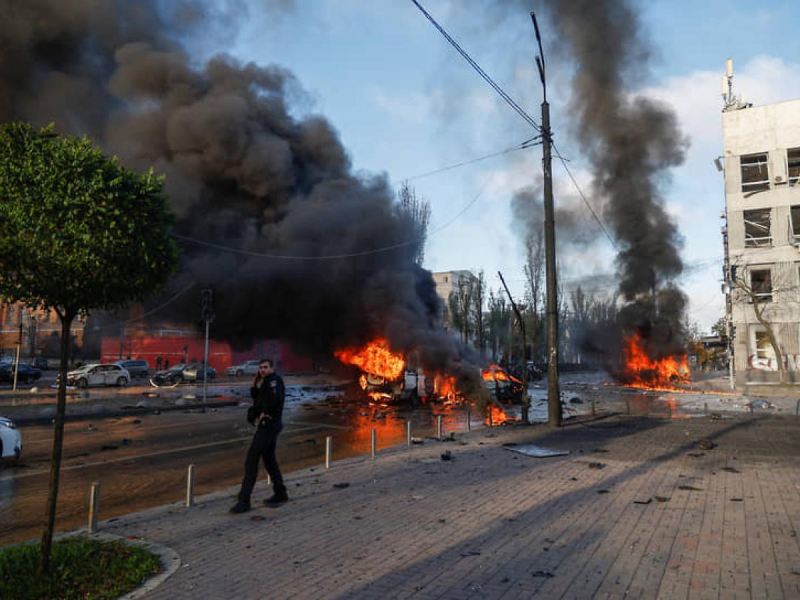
[
  {"x1": 0, "y1": 300, "x2": 85, "y2": 359},
  {"x1": 431, "y1": 270, "x2": 479, "y2": 330},
  {"x1": 722, "y1": 95, "x2": 800, "y2": 387}
]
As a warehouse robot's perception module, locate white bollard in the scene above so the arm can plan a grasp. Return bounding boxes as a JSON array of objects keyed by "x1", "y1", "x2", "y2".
[
  {"x1": 371, "y1": 428, "x2": 377, "y2": 460},
  {"x1": 467, "y1": 410, "x2": 471, "y2": 431},
  {"x1": 437, "y1": 415, "x2": 443, "y2": 440},
  {"x1": 185, "y1": 464, "x2": 195, "y2": 508},
  {"x1": 88, "y1": 482, "x2": 100, "y2": 534},
  {"x1": 407, "y1": 420, "x2": 412, "y2": 447},
  {"x1": 325, "y1": 436, "x2": 332, "y2": 469}
]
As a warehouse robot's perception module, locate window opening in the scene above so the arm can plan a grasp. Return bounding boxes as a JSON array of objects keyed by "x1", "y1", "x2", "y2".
[
  {"x1": 740, "y1": 153, "x2": 770, "y2": 192},
  {"x1": 788, "y1": 148, "x2": 800, "y2": 184},
  {"x1": 750, "y1": 268, "x2": 772, "y2": 303},
  {"x1": 791, "y1": 206, "x2": 800, "y2": 245},
  {"x1": 755, "y1": 330, "x2": 775, "y2": 360},
  {"x1": 743, "y1": 209, "x2": 772, "y2": 247}
]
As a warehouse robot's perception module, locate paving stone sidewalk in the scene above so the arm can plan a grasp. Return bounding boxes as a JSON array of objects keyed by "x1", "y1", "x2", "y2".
[{"x1": 99, "y1": 413, "x2": 800, "y2": 599}]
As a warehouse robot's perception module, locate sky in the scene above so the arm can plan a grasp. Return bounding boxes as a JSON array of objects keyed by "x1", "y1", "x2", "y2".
[{"x1": 218, "y1": 0, "x2": 800, "y2": 333}]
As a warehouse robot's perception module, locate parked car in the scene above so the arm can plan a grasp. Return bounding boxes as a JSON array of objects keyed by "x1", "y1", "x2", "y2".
[
  {"x1": 151, "y1": 363, "x2": 216, "y2": 386},
  {"x1": 114, "y1": 359, "x2": 150, "y2": 378},
  {"x1": 28, "y1": 356, "x2": 49, "y2": 370},
  {"x1": 481, "y1": 365, "x2": 524, "y2": 403},
  {"x1": 0, "y1": 417, "x2": 22, "y2": 460},
  {"x1": 225, "y1": 360, "x2": 260, "y2": 377},
  {"x1": 62, "y1": 363, "x2": 130, "y2": 388},
  {"x1": 0, "y1": 363, "x2": 42, "y2": 385}
]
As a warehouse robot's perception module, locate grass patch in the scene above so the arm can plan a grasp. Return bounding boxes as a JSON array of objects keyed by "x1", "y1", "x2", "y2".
[{"x1": 0, "y1": 536, "x2": 162, "y2": 599}]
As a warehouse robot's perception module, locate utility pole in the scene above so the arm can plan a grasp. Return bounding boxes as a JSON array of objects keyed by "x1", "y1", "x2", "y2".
[
  {"x1": 531, "y1": 12, "x2": 561, "y2": 427},
  {"x1": 497, "y1": 271, "x2": 529, "y2": 423},
  {"x1": 12, "y1": 307, "x2": 23, "y2": 391},
  {"x1": 201, "y1": 289, "x2": 215, "y2": 402}
]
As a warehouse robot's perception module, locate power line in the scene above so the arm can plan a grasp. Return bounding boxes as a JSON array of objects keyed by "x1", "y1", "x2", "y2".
[
  {"x1": 170, "y1": 172, "x2": 496, "y2": 260},
  {"x1": 410, "y1": 0, "x2": 619, "y2": 252},
  {"x1": 410, "y1": 0, "x2": 541, "y2": 134},
  {"x1": 403, "y1": 137, "x2": 540, "y2": 183}
]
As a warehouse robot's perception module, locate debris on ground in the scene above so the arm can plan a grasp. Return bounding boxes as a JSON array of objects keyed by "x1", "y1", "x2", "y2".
[
  {"x1": 587, "y1": 462, "x2": 606, "y2": 469},
  {"x1": 633, "y1": 498, "x2": 652, "y2": 505},
  {"x1": 333, "y1": 483, "x2": 350, "y2": 489},
  {"x1": 654, "y1": 496, "x2": 670, "y2": 503},
  {"x1": 531, "y1": 570, "x2": 554, "y2": 578},
  {"x1": 721, "y1": 466, "x2": 740, "y2": 473},
  {"x1": 698, "y1": 440, "x2": 717, "y2": 450},
  {"x1": 678, "y1": 485, "x2": 703, "y2": 491},
  {"x1": 440, "y1": 451, "x2": 452, "y2": 461},
  {"x1": 504, "y1": 445, "x2": 570, "y2": 458}
]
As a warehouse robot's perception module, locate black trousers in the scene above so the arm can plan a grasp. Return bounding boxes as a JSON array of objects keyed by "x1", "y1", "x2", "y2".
[{"x1": 238, "y1": 422, "x2": 285, "y2": 503}]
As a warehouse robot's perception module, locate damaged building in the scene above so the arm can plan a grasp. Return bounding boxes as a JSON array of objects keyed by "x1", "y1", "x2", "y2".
[{"x1": 721, "y1": 61, "x2": 800, "y2": 388}]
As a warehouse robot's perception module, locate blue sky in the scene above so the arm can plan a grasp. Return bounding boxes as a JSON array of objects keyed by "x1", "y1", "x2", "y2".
[{"x1": 223, "y1": 0, "x2": 800, "y2": 333}]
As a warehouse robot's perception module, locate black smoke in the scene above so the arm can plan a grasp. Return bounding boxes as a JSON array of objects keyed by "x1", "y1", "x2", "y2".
[
  {"x1": 481, "y1": 0, "x2": 689, "y2": 365},
  {"x1": 0, "y1": 0, "x2": 481, "y2": 390}
]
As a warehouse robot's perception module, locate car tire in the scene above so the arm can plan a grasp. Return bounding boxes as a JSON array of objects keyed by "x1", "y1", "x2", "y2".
[
  {"x1": 117, "y1": 377, "x2": 128, "y2": 387},
  {"x1": 77, "y1": 378, "x2": 88, "y2": 389},
  {"x1": 236, "y1": 369, "x2": 243, "y2": 377}
]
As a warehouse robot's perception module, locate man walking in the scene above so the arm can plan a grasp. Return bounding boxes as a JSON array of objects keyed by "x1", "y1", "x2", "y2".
[{"x1": 230, "y1": 358, "x2": 288, "y2": 513}]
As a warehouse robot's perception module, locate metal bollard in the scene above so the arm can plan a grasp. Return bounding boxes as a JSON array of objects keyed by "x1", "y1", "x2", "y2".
[
  {"x1": 437, "y1": 415, "x2": 443, "y2": 440},
  {"x1": 407, "y1": 420, "x2": 412, "y2": 447},
  {"x1": 488, "y1": 408, "x2": 493, "y2": 428},
  {"x1": 704, "y1": 402, "x2": 708, "y2": 416},
  {"x1": 325, "y1": 436, "x2": 332, "y2": 469},
  {"x1": 467, "y1": 410, "x2": 471, "y2": 432},
  {"x1": 371, "y1": 428, "x2": 377, "y2": 460},
  {"x1": 88, "y1": 482, "x2": 100, "y2": 534},
  {"x1": 185, "y1": 464, "x2": 195, "y2": 508},
  {"x1": 795, "y1": 399, "x2": 800, "y2": 419},
  {"x1": 591, "y1": 397, "x2": 596, "y2": 417},
  {"x1": 625, "y1": 397, "x2": 631, "y2": 415}
]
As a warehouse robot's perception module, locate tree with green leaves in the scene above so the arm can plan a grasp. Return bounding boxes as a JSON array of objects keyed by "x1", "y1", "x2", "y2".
[{"x1": 0, "y1": 123, "x2": 179, "y2": 573}]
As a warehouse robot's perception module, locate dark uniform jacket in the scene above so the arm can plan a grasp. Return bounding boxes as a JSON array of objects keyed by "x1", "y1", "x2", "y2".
[{"x1": 249, "y1": 373, "x2": 285, "y2": 425}]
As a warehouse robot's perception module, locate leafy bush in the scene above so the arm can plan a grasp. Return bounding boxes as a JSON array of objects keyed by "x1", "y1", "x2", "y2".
[{"x1": 0, "y1": 536, "x2": 161, "y2": 599}]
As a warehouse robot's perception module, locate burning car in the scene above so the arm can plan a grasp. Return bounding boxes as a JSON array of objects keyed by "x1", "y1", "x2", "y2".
[{"x1": 481, "y1": 365, "x2": 524, "y2": 403}]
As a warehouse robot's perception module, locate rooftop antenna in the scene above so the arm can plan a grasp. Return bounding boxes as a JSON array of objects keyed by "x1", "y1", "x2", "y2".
[{"x1": 721, "y1": 58, "x2": 751, "y2": 112}]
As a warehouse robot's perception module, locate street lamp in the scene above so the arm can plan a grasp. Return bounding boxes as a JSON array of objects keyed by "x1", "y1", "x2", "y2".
[{"x1": 531, "y1": 12, "x2": 562, "y2": 427}]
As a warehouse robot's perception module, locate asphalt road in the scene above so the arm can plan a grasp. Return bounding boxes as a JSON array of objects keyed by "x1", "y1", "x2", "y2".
[{"x1": 0, "y1": 387, "x2": 473, "y2": 546}]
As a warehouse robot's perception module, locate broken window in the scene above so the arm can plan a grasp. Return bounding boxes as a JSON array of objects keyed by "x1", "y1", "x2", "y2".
[
  {"x1": 743, "y1": 209, "x2": 771, "y2": 247},
  {"x1": 791, "y1": 206, "x2": 800, "y2": 245},
  {"x1": 755, "y1": 330, "x2": 776, "y2": 360},
  {"x1": 750, "y1": 268, "x2": 772, "y2": 303},
  {"x1": 740, "y1": 153, "x2": 770, "y2": 192},
  {"x1": 788, "y1": 149, "x2": 800, "y2": 184}
]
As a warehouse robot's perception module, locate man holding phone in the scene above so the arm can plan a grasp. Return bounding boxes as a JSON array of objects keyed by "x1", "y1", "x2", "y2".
[{"x1": 230, "y1": 358, "x2": 288, "y2": 513}]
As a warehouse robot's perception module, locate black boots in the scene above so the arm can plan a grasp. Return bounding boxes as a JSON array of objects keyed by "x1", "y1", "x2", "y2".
[
  {"x1": 229, "y1": 501, "x2": 251, "y2": 514},
  {"x1": 262, "y1": 490, "x2": 289, "y2": 507}
]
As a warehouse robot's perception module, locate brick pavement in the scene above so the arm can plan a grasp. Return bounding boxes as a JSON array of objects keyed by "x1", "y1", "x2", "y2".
[{"x1": 97, "y1": 413, "x2": 800, "y2": 599}]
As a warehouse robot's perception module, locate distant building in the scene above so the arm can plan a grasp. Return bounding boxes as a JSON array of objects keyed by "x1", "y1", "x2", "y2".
[
  {"x1": 0, "y1": 300, "x2": 85, "y2": 358},
  {"x1": 431, "y1": 270, "x2": 478, "y2": 332},
  {"x1": 721, "y1": 61, "x2": 800, "y2": 387}
]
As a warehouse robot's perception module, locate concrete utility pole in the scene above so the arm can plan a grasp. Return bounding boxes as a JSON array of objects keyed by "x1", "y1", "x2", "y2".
[
  {"x1": 531, "y1": 12, "x2": 561, "y2": 428},
  {"x1": 497, "y1": 271, "x2": 529, "y2": 423}
]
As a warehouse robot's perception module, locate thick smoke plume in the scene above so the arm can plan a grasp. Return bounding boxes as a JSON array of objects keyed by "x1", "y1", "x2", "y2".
[
  {"x1": 0, "y1": 0, "x2": 479, "y2": 389},
  {"x1": 489, "y1": 0, "x2": 689, "y2": 364}
]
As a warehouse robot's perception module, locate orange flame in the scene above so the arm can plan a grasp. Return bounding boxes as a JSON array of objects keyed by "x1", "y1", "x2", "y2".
[
  {"x1": 622, "y1": 333, "x2": 690, "y2": 390},
  {"x1": 335, "y1": 338, "x2": 405, "y2": 380},
  {"x1": 485, "y1": 404, "x2": 513, "y2": 425}
]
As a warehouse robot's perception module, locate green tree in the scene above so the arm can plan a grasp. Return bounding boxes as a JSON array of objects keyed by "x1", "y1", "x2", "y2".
[{"x1": 0, "y1": 123, "x2": 179, "y2": 573}]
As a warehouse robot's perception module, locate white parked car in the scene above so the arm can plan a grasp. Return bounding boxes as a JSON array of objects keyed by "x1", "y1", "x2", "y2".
[
  {"x1": 225, "y1": 360, "x2": 260, "y2": 377},
  {"x1": 0, "y1": 417, "x2": 22, "y2": 460},
  {"x1": 65, "y1": 363, "x2": 131, "y2": 388}
]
